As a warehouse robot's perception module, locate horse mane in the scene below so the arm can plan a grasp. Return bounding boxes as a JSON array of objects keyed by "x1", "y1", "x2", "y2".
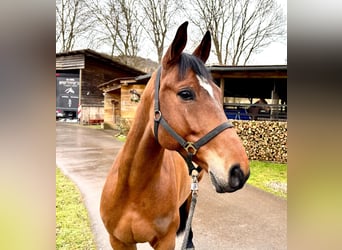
[{"x1": 177, "y1": 53, "x2": 211, "y2": 81}]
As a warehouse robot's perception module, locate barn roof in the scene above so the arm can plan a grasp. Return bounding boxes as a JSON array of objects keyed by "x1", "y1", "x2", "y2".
[
  {"x1": 56, "y1": 49, "x2": 145, "y2": 75},
  {"x1": 208, "y1": 65, "x2": 287, "y2": 79},
  {"x1": 97, "y1": 74, "x2": 151, "y2": 92}
]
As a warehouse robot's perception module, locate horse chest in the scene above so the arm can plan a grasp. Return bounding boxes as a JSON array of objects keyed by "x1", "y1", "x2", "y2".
[
  {"x1": 102, "y1": 150, "x2": 187, "y2": 244},
  {"x1": 114, "y1": 203, "x2": 175, "y2": 243}
]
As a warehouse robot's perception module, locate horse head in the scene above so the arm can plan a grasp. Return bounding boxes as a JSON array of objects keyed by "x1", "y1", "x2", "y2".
[
  {"x1": 151, "y1": 21, "x2": 250, "y2": 193},
  {"x1": 258, "y1": 98, "x2": 271, "y2": 113},
  {"x1": 248, "y1": 98, "x2": 271, "y2": 120}
]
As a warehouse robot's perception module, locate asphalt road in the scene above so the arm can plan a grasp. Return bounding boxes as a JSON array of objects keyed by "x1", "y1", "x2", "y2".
[{"x1": 56, "y1": 122, "x2": 287, "y2": 250}]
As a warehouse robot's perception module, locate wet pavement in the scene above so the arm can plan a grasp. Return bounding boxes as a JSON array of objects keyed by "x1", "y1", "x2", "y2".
[{"x1": 56, "y1": 122, "x2": 287, "y2": 250}]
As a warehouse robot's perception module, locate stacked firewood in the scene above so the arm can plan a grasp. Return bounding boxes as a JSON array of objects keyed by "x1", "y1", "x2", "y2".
[{"x1": 232, "y1": 120, "x2": 287, "y2": 163}]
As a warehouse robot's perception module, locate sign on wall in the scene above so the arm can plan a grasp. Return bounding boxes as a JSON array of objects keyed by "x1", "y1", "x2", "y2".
[{"x1": 56, "y1": 73, "x2": 79, "y2": 111}]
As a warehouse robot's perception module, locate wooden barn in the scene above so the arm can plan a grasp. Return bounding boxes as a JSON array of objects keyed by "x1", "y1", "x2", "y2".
[
  {"x1": 56, "y1": 49, "x2": 145, "y2": 124},
  {"x1": 98, "y1": 74, "x2": 150, "y2": 129}
]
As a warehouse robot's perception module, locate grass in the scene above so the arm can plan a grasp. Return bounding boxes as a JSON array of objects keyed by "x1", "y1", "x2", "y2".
[
  {"x1": 115, "y1": 134, "x2": 127, "y2": 142},
  {"x1": 56, "y1": 168, "x2": 97, "y2": 250},
  {"x1": 80, "y1": 124, "x2": 103, "y2": 130},
  {"x1": 88, "y1": 125, "x2": 103, "y2": 129},
  {"x1": 247, "y1": 160, "x2": 287, "y2": 198}
]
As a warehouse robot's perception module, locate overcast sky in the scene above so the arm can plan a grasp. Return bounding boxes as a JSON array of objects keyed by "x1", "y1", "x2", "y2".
[
  {"x1": 71, "y1": 0, "x2": 287, "y2": 66},
  {"x1": 248, "y1": 0, "x2": 287, "y2": 65},
  {"x1": 137, "y1": 0, "x2": 287, "y2": 66}
]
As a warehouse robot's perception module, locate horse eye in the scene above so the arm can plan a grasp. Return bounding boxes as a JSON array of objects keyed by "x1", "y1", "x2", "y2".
[{"x1": 177, "y1": 89, "x2": 195, "y2": 101}]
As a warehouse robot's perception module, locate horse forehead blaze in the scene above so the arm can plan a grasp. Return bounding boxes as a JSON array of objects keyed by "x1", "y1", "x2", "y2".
[{"x1": 196, "y1": 75, "x2": 214, "y2": 98}]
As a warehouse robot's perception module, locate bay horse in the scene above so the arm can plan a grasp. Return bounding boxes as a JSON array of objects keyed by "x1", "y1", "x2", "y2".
[
  {"x1": 247, "y1": 98, "x2": 271, "y2": 120},
  {"x1": 100, "y1": 21, "x2": 250, "y2": 250}
]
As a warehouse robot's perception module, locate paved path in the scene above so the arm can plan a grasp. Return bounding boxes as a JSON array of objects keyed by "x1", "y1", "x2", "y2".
[{"x1": 56, "y1": 122, "x2": 287, "y2": 250}]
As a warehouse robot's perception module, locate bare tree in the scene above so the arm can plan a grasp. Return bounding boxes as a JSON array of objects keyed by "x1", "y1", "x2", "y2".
[
  {"x1": 138, "y1": 0, "x2": 184, "y2": 63},
  {"x1": 56, "y1": 0, "x2": 92, "y2": 52},
  {"x1": 187, "y1": 0, "x2": 286, "y2": 65},
  {"x1": 86, "y1": 0, "x2": 141, "y2": 60}
]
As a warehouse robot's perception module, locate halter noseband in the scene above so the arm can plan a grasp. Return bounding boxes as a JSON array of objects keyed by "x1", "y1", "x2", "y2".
[{"x1": 153, "y1": 67, "x2": 234, "y2": 175}]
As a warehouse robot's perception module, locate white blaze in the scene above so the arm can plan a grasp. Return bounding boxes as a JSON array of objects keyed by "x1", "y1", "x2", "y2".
[{"x1": 196, "y1": 75, "x2": 214, "y2": 98}]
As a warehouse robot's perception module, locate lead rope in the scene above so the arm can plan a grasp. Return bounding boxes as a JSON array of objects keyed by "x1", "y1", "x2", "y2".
[{"x1": 181, "y1": 168, "x2": 199, "y2": 250}]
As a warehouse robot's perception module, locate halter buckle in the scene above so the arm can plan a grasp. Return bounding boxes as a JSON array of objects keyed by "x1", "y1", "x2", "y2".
[{"x1": 184, "y1": 142, "x2": 198, "y2": 155}]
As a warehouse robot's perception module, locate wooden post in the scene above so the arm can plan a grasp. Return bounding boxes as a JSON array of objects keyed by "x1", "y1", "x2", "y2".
[
  {"x1": 220, "y1": 78, "x2": 225, "y2": 104},
  {"x1": 79, "y1": 69, "x2": 82, "y2": 124},
  {"x1": 271, "y1": 82, "x2": 279, "y2": 119}
]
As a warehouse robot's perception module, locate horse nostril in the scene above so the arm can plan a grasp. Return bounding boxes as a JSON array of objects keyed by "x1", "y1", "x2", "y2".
[{"x1": 229, "y1": 164, "x2": 244, "y2": 189}]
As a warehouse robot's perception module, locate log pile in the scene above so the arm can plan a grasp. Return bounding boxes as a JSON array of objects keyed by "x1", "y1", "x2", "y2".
[{"x1": 232, "y1": 120, "x2": 287, "y2": 163}]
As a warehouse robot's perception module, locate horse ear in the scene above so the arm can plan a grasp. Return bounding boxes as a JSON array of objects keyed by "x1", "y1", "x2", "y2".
[
  {"x1": 192, "y1": 31, "x2": 211, "y2": 63},
  {"x1": 162, "y1": 21, "x2": 188, "y2": 69}
]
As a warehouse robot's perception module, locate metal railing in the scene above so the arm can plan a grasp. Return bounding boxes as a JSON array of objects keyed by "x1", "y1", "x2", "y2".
[{"x1": 223, "y1": 103, "x2": 287, "y2": 121}]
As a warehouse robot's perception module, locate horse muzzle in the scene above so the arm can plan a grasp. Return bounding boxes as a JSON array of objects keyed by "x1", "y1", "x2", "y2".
[{"x1": 209, "y1": 164, "x2": 250, "y2": 193}]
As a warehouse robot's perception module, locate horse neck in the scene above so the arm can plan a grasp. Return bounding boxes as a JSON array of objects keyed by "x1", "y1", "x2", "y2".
[{"x1": 118, "y1": 81, "x2": 165, "y2": 186}]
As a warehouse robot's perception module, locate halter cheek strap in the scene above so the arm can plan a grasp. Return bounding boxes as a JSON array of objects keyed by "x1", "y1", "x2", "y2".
[{"x1": 153, "y1": 67, "x2": 234, "y2": 175}]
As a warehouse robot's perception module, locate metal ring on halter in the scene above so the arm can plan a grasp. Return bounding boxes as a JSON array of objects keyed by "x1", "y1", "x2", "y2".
[
  {"x1": 154, "y1": 110, "x2": 162, "y2": 122},
  {"x1": 184, "y1": 142, "x2": 198, "y2": 155}
]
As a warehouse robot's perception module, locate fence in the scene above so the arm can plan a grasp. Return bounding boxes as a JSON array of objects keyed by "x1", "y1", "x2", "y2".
[{"x1": 224, "y1": 103, "x2": 287, "y2": 121}]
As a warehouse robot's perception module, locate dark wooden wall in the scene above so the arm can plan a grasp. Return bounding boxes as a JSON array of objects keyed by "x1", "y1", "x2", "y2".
[{"x1": 81, "y1": 57, "x2": 129, "y2": 105}]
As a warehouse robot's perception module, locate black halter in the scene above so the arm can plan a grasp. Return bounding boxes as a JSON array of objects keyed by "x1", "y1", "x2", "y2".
[{"x1": 153, "y1": 67, "x2": 234, "y2": 175}]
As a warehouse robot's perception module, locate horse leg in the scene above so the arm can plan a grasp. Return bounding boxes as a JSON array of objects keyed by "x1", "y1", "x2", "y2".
[{"x1": 109, "y1": 235, "x2": 137, "y2": 250}]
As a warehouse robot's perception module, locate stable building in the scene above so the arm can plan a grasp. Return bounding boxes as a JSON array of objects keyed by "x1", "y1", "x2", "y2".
[
  {"x1": 56, "y1": 49, "x2": 145, "y2": 124},
  {"x1": 98, "y1": 74, "x2": 150, "y2": 129},
  {"x1": 208, "y1": 65, "x2": 287, "y2": 120}
]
